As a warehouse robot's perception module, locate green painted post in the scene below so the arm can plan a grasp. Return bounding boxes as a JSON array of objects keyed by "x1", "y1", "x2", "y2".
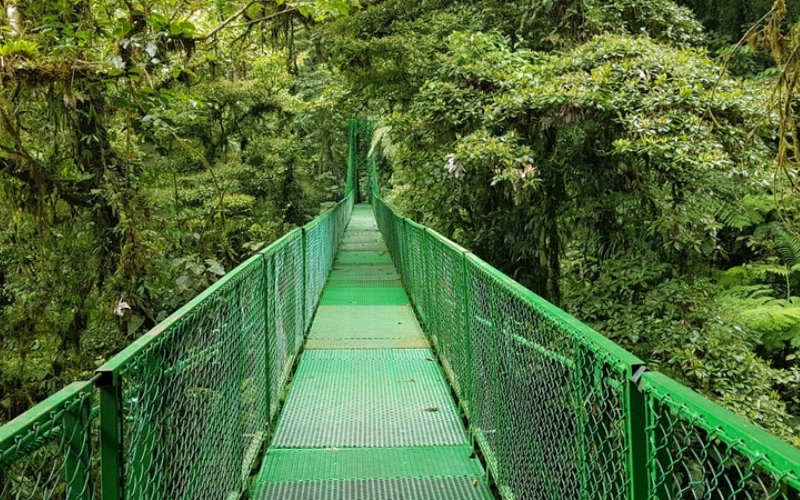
[
  {"x1": 574, "y1": 339, "x2": 591, "y2": 500},
  {"x1": 347, "y1": 120, "x2": 355, "y2": 196},
  {"x1": 626, "y1": 365, "x2": 649, "y2": 500},
  {"x1": 263, "y1": 253, "x2": 273, "y2": 420},
  {"x1": 97, "y1": 372, "x2": 124, "y2": 500},
  {"x1": 460, "y1": 250, "x2": 473, "y2": 420},
  {"x1": 64, "y1": 386, "x2": 92, "y2": 500},
  {"x1": 301, "y1": 228, "x2": 307, "y2": 334}
]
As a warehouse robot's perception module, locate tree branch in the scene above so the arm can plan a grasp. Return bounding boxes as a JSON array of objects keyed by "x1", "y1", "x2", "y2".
[{"x1": 196, "y1": 3, "x2": 297, "y2": 41}]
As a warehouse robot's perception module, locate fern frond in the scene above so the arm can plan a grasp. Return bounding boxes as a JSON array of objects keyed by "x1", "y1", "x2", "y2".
[
  {"x1": 711, "y1": 197, "x2": 763, "y2": 229},
  {"x1": 774, "y1": 228, "x2": 800, "y2": 267},
  {"x1": 368, "y1": 125, "x2": 398, "y2": 160}
]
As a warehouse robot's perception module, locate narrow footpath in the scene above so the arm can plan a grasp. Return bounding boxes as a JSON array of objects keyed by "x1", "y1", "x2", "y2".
[{"x1": 251, "y1": 204, "x2": 494, "y2": 499}]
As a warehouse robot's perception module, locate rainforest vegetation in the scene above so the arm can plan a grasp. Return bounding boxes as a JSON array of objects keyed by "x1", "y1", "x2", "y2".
[{"x1": 1, "y1": 0, "x2": 800, "y2": 446}]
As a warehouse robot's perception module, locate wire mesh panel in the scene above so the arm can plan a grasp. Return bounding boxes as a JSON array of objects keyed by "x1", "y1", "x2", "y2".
[
  {"x1": 263, "y1": 230, "x2": 305, "y2": 418},
  {"x1": 0, "y1": 382, "x2": 96, "y2": 500},
  {"x1": 642, "y1": 373, "x2": 800, "y2": 500},
  {"x1": 423, "y1": 231, "x2": 468, "y2": 399},
  {"x1": 113, "y1": 255, "x2": 266, "y2": 499},
  {"x1": 467, "y1": 258, "x2": 634, "y2": 499}
]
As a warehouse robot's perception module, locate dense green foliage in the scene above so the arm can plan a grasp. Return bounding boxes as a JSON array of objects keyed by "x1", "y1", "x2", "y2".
[
  {"x1": 0, "y1": 0, "x2": 355, "y2": 420},
  {"x1": 1, "y1": 0, "x2": 799, "y2": 448}
]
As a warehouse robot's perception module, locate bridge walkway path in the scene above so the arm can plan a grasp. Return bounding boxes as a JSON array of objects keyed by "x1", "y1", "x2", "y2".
[{"x1": 250, "y1": 204, "x2": 494, "y2": 499}]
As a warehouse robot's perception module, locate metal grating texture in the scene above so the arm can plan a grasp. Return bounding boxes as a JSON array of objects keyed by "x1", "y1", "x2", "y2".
[
  {"x1": 339, "y1": 241, "x2": 389, "y2": 251},
  {"x1": 341, "y1": 235, "x2": 384, "y2": 245},
  {"x1": 328, "y1": 264, "x2": 399, "y2": 282},
  {"x1": 251, "y1": 476, "x2": 494, "y2": 500},
  {"x1": 308, "y1": 305, "x2": 424, "y2": 338},
  {"x1": 325, "y1": 278, "x2": 403, "y2": 288},
  {"x1": 270, "y1": 349, "x2": 467, "y2": 448},
  {"x1": 306, "y1": 305, "x2": 428, "y2": 349},
  {"x1": 257, "y1": 446, "x2": 483, "y2": 482},
  {"x1": 320, "y1": 287, "x2": 409, "y2": 306},
  {"x1": 335, "y1": 251, "x2": 393, "y2": 265}
]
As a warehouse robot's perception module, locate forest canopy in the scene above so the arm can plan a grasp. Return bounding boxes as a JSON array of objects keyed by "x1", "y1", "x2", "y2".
[{"x1": 1, "y1": 0, "x2": 800, "y2": 447}]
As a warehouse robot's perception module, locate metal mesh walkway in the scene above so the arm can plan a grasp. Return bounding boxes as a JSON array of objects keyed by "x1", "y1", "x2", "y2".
[{"x1": 251, "y1": 204, "x2": 494, "y2": 499}]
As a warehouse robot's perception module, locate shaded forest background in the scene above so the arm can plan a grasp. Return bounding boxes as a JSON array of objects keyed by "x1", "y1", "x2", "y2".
[{"x1": 1, "y1": 0, "x2": 800, "y2": 446}]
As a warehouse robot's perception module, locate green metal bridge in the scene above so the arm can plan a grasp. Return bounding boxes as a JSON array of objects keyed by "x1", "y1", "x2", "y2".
[{"x1": 2, "y1": 122, "x2": 800, "y2": 500}]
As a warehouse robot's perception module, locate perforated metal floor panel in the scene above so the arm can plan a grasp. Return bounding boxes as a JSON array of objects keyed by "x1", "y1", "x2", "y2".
[
  {"x1": 335, "y1": 251, "x2": 393, "y2": 265},
  {"x1": 328, "y1": 264, "x2": 399, "y2": 282},
  {"x1": 305, "y1": 306, "x2": 428, "y2": 349},
  {"x1": 257, "y1": 446, "x2": 483, "y2": 482},
  {"x1": 252, "y1": 204, "x2": 493, "y2": 500},
  {"x1": 251, "y1": 477, "x2": 494, "y2": 500},
  {"x1": 270, "y1": 349, "x2": 467, "y2": 448},
  {"x1": 320, "y1": 286, "x2": 409, "y2": 305}
]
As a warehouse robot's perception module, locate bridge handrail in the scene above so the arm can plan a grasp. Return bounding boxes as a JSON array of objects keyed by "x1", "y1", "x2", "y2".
[{"x1": 369, "y1": 155, "x2": 800, "y2": 499}]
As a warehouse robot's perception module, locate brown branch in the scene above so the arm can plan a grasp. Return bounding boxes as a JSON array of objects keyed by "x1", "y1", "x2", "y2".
[{"x1": 196, "y1": 4, "x2": 297, "y2": 41}]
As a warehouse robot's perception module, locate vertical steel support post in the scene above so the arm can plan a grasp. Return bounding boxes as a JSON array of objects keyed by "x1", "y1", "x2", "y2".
[
  {"x1": 97, "y1": 372, "x2": 124, "y2": 500},
  {"x1": 263, "y1": 253, "x2": 273, "y2": 420},
  {"x1": 64, "y1": 384, "x2": 92, "y2": 500},
  {"x1": 574, "y1": 339, "x2": 591, "y2": 500},
  {"x1": 626, "y1": 365, "x2": 649, "y2": 500},
  {"x1": 301, "y1": 228, "x2": 308, "y2": 334},
  {"x1": 347, "y1": 120, "x2": 356, "y2": 197},
  {"x1": 460, "y1": 250, "x2": 473, "y2": 421}
]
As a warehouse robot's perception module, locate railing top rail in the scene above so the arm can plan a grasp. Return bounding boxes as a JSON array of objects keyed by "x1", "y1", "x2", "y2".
[{"x1": 0, "y1": 381, "x2": 92, "y2": 461}]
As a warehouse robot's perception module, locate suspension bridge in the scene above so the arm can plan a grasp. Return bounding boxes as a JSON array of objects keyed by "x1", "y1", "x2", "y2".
[{"x1": 2, "y1": 121, "x2": 800, "y2": 500}]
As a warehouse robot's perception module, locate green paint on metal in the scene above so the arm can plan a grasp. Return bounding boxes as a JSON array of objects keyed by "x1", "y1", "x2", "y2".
[
  {"x1": 339, "y1": 241, "x2": 389, "y2": 251},
  {"x1": 7, "y1": 120, "x2": 800, "y2": 500},
  {"x1": 305, "y1": 305, "x2": 428, "y2": 349},
  {"x1": 270, "y1": 349, "x2": 468, "y2": 448},
  {"x1": 328, "y1": 264, "x2": 399, "y2": 282},
  {"x1": 251, "y1": 477, "x2": 494, "y2": 500},
  {"x1": 320, "y1": 287, "x2": 409, "y2": 305},
  {"x1": 335, "y1": 251, "x2": 393, "y2": 265},
  {"x1": 257, "y1": 446, "x2": 483, "y2": 482},
  {"x1": 0, "y1": 382, "x2": 95, "y2": 500},
  {"x1": 325, "y1": 278, "x2": 403, "y2": 289},
  {"x1": 309, "y1": 305, "x2": 424, "y2": 338}
]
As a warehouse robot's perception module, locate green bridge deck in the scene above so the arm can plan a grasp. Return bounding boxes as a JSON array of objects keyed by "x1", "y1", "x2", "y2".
[{"x1": 251, "y1": 204, "x2": 494, "y2": 499}]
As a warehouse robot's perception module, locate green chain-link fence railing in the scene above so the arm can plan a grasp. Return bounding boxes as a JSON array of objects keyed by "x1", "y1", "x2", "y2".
[
  {"x1": 0, "y1": 382, "x2": 96, "y2": 500},
  {"x1": 369, "y1": 146, "x2": 800, "y2": 500},
  {"x1": 1, "y1": 154, "x2": 354, "y2": 499}
]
